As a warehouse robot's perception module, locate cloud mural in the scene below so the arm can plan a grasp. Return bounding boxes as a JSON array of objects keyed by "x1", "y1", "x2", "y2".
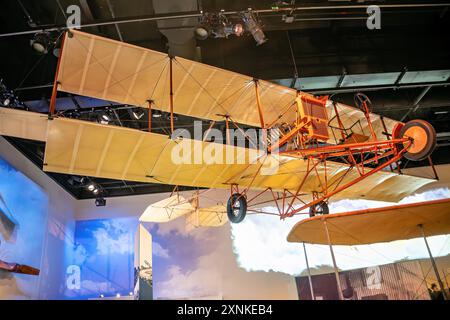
[
  {"x1": 0, "y1": 157, "x2": 48, "y2": 300},
  {"x1": 64, "y1": 218, "x2": 137, "y2": 299}
]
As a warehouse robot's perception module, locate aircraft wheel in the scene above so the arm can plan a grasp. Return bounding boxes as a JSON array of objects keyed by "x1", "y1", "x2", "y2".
[
  {"x1": 309, "y1": 201, "x2": 329, "y2": 218},
  {"x1": 227, "y1": 193, "x2": 247, "y2": 223},
  {"x1": 399, "y1": 120, "x2": 436, "y2": 161}
]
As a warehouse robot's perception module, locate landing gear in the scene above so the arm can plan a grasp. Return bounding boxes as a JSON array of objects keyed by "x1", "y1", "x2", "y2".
[
  {"x1": 227, "y1": 193, "x2": 247, "y2": 223},
  {"x1": 309, "y1": 201, "x2": 329, "y2": 218},
  {"x1": 399, "y1": 120, "x2": 436, "y2": 161}
]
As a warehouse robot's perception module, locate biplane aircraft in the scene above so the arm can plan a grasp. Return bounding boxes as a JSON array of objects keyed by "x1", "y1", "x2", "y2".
[{"x1": 0, "y1": 29, "x2": 440, "y2": 227}]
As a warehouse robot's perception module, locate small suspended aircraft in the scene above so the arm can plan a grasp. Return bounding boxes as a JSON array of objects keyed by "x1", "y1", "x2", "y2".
[{"x1": 0, "y1": 30, "x2": 439, "y2": 226}]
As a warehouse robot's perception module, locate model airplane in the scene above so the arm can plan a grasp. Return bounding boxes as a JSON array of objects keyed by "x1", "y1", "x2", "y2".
[
  {"x1": 0, "y1": 29, "x2": 440, "y2": 226},
  {"x1": 0, "y1": 259, "x2": 40, "y2": 275}
]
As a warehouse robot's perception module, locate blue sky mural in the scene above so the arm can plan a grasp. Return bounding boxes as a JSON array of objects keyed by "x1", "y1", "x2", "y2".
[
  {"x1": 0, "y1": 156, "x2": 48, "y2": 299},
  {"x1": 64, "y1": 217, "x2": 138, "y2": 299}
]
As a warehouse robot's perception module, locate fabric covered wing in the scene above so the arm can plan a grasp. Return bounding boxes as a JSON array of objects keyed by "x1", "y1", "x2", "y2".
[{"x1": 43, "y1": 118, "x2": 433, "y2": 203}]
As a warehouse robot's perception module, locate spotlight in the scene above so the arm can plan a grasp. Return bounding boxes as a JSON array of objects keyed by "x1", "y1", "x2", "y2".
[
  {"x1": 152, "y1": 110, "x2": 163, "y2": 118},
  {"x1": 132, "y1": 109, "x2": 145, "y2": 120},
  {"x1": 241, "y1": 11, "x2": 267, "y2": 45},
  {"x1": 30, "y1": 32, "x2": 51, "y2": 55},
  {"x1": 95, "y1": 197, "x2": 106, "y2": 207},
  {"x1": 3, "y1": 97, "x2": 10, "y2": 107},
  {"x1": 195, "y1": 26, "x2": 210, "y2": 40},
  {"x1": 93, "y1": 188, "x2": 99, "y2": 195},
  {"x1": 115, "y1": 293, "x2": 121, "y2": 298},
  {"x1": 98, "y1": 111, "x2": 111, "y2": 124},
  {"x1": 87, "y1": 183, "x2": 95, "y2": 191},
  {"x1": 100, "y1": 294, "x2": 104, "y2": 298}
]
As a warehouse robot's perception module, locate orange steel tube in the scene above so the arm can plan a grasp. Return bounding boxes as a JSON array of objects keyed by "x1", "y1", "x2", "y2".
[
  {"x1": 169, "y1": 57, "x2": 174, "y2": 133},
  {"x1": 49, "y1": 31, "x2": 67, "y2": 115},
  {"x1": 279, "y1": 137, "x2": 409, "y2": 156},
  {"x1": 284, "y1": 142, "x2": 411, "y2": 217},
  {"x1": 147, "y1": 100, "x2": 152, "y2": 132}
]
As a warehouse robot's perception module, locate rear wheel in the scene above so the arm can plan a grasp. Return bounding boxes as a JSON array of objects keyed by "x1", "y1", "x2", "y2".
[
  {"x1": 309, "y1": 201, "x2": 329, "y2": 218},
  {"x1": 399, "y1": 120, "x2": 436, "y2": 161},
  {"x1": 227, "y1": 193, "x2": 247, "y2": 223}
]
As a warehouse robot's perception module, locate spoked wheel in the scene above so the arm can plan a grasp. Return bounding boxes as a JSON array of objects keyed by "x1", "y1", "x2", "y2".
[
  {"x1": 354, "y1": 93, "x2": 373, "y2": 113},
  {"x1": 309, "y1": 201, "x2": 329, "y2": 218},
  {"x1": 227, "y1": 193, "x2": 247, "y2": 223},
  {"x1": 399, "y1": 119, "x2": 436, "y2": 161}
]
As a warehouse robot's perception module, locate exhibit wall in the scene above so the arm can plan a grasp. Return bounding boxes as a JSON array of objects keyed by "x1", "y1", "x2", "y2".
[
  {"x1": 64, "y1": 217, "x2": 137, "y2": 299},
  {"x1": 0, "y1": 137, "x2": 77, "y2": 299},
  {"x1": 76, "y1": 195, "x2": 299, "y2": 300},
  {"x1": 0, "y1": 156, "x2": 47, "y2": 299}
]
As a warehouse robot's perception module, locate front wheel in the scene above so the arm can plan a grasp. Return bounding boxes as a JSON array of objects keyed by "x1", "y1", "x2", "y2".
[
  {"x1": 227, "y1": 193, "x2": 247, "y2": 223},
  {"x1": 309, "y1": 201, "x2": 329, "y2": 218},
  {"x1": 399, "y1": 120, "x2": 436, "y2": 161}
]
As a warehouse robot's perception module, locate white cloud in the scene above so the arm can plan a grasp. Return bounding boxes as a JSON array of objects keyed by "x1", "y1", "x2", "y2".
[
  {"x1": 230, "y1": 189, "x2": 450, "y2": 276},
  {"x1": 153, "y1": 242, "x2": 169, "y2": 258},
  {"x1": 155, "y1": 253, "x2": 222, "y2": 299},
  {"x1": 93, "y1": 221, "x2": 133, "y2": 255}
]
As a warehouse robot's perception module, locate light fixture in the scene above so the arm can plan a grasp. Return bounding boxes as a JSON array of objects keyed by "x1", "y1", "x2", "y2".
[
  {"x1": 3, "y1": 97, "x2": 10, "y2": 106},
  {"x1": 195, "y1": 26, "x2": 210, "y2": 40},
  {"x1": 98, "y1": 111, "x2": 111, "y2": 124},
  {"x1": 132, "y1": 109, "x2": 145, "y2": 120},
  {"x1": 30, "y1": 32, "x2": 51, "y2": 55},
  {"x1": 196, "y1": 12, "x2": 244, "y2": 41},
  {"x1": 241, "y1": 11, "x2": 267, "y2": 45},
  {"x1": 116, "y1": 293, "x2": 121, "y2": 298},
  {"x1": 87, "y1": 183, "x2": 95, "y2": 191},
  {"x1": 152, "y1": 110, "x2": 163, "y2": 118},
  {"x1": 100, "y1": 294, "x2": 104, "y2": 298},
  {"x1": 95, "y1": 197, "x2": 106, "y2": 207},
  {"x1": 93, "y1": 188, "x2": 99, "y2": 195}
]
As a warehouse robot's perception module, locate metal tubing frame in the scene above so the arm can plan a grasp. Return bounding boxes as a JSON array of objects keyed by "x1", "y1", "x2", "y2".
[
  {"x1": 302, "y1": 242, "x2": 315, "y2": 300},
  {"x1": 323, "y1": 220, "x2": 344, "y2": 300},
  {"x1": 418, "y1": 224, "x2": 448, "y2": 300},
  {"x1": 283, "y1": 142, "x2": 410, "y2": 218},
  {"x1": 49, "y1": 31, "x2": 67, "y2": 115},
  {"x1": 169, "y1": 56, "x2": 174, "y2": 133}
]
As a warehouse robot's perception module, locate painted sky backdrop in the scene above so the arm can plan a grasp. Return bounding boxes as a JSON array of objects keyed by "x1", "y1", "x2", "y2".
[
  {"x1": 63, "y1": 187, "x2": 450, "y2": 299},
  {"x1": 64, "y1": 217, "x2": 137, "y2": 299},
  {"x1": 0, "y1": 156, "x2": 48, "y2": 299}
]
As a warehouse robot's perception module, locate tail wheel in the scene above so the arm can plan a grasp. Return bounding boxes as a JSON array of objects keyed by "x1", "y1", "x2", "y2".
[
  {"x1": 399, "y1": 120, "x2": 436, "y2": 161},
  {"x1": 309, "y1": 201, "x2": 329, "y2": 218},
  {"x1": 227, "y1": 193, "x2": 247, "y2": 223}
]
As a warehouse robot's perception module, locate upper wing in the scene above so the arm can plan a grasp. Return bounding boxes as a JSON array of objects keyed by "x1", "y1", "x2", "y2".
[
  {"x1": 43, "y1": 117, "x2": 433, "y2": 203},
  {"x1": 57, "y1": 30, "x2": 400, "y2": 140}
]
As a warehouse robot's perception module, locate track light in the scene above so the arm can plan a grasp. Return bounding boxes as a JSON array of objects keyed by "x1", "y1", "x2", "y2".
[
  {"x1": 98, "y1": 111, "x2": 111, "y2": 124},
  {"x1": 93, "y1": 188, "x2": 99, "y2": 195},
  {"x1": 30, "y1": 32, "x2": 51, "y2": 55},
  {"x1": 87, "y1": 183, "x2": 95, "y2": 191},
  {"x1": 196, "y1": 13, "x2": 244, "y2": 41},
  {"x1": 241, "y1": 11, "x2": 267, "y2": 45},
  {"x1": 195, "y1": 26, "x2": 210, "y2": 40},
  {"x1": 152, "y1": 110, "x2": 163, "y2": 118},
  {"x1": 3, "y1": 97, "x2": 10, "y2": 107}
]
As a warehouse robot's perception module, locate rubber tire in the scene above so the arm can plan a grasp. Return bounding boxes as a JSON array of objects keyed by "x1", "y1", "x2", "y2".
[
  {"x1": 399, "y1": 120, "x2": 436, "y2": 161},
  {"x1": 227, "y1": 193, "x2": 247, "y2": 224},
  {"x1": 309, "y1": 201, "x2": 329, "y2": 218}
]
